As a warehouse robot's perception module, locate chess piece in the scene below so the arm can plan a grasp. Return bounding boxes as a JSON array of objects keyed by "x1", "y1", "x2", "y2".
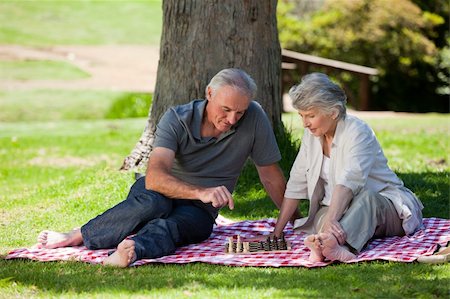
[
  {"x1": 236, "y1": 235, "x2": 242, "y2": 253},
  {"x1": 228, "y1": 237, "x2": 234, "y2": 253}
]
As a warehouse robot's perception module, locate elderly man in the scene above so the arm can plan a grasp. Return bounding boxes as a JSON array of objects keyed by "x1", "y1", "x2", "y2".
[{"x1": 37, "y1": 68, "x2": 291, "y2": 267}]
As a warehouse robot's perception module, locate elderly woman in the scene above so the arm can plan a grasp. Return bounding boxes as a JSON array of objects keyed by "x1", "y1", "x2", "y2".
[{"x1": 273, "y1": 73, "x2": 424, "y2": 262}]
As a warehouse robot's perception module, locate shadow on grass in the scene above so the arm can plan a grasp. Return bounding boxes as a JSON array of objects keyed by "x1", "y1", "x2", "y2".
[
  {"x1": 397, "y1": 172, "x2": 450, "y2": 219},
  {"x1": 226, "y1": 127, "x2": 449, "y2": 221},
  {"x1": 228, "y1": 166, "x2": 449, "y2": 220},
  {"x1": 0, "y1": 259, "x2": 448, "y2": 297}
]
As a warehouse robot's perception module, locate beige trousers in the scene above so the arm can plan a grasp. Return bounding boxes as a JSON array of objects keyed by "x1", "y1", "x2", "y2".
[{"x1": 313, "y1": 189, "x2": 405, "y2": 252}]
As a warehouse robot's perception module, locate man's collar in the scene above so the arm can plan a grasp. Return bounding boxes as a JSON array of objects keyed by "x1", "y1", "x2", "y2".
[{"x1": 192, "y1": 100, "x2": 207, "y2": 140}]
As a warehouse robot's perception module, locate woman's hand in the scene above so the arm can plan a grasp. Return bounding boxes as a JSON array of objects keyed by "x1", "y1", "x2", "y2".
[
  {"x1": 322, "y1": 185, "x2": 353, "y2": 245},
  {"x1": 273, "y1": 198, "x2": 300, "y2": 237},
  {"x1": 322, "y1": 219, "x2": 347, "y2": 245}
]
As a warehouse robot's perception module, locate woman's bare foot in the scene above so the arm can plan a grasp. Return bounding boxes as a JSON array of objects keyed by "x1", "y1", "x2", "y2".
[
  {"x1": 304, "y1": 234, "x2": 325, "y2": 262},
  {"x1": 37, "y1": 228, "x2": 83, "y2": 249},
  {"x1": 319, "y1": 232, "x2": 356, "y2": 262},
  {"x1": 103, "y1": 239, "x2": 137, "y2": 268}
]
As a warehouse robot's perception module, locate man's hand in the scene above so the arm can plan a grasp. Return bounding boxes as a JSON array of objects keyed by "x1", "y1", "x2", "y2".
[
  {"x1": 321, "y1": 219, "x2": 346, "y2": 245},
  {"x1": 198, "y1": 186, "x2": 234, "y2": 210}
]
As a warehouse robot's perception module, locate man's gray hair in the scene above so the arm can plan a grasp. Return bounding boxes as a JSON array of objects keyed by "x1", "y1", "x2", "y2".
[
  {"x1": 289, "y1": 73, "x2": 347, "y2": 120},
  {"x1": 206, "y1": 68, "x2": 257, "y2": 100}
]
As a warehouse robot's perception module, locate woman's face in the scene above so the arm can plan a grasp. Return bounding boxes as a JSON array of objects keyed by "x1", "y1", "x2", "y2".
[{"x1": 298, "y1": 107, "x2": 337, "y2": 137}]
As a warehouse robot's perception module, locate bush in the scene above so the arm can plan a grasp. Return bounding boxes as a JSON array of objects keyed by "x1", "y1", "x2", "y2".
[
  {"x1": 278, "y1": 0, "x2": 449, "y2": 112},
  {"x1": 105, "y1": 93, "x2": 152, "y2": 119}
]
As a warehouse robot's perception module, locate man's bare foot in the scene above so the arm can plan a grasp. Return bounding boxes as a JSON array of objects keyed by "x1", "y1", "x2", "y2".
[
  {"x1": 319, "y1": 232, "x2": 356, "y2": 262},
  {"x1": 304, "y1": 234, "x2": 325, "y2": 262},
  {"x1": 103, "y1": 239, "x2": 137, "y2": 268},
  {"x1": 37, "y1": 228, "x2": 83, "y2": 249}
]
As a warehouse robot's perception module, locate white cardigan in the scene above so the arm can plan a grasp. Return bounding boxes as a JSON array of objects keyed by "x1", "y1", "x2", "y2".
[{"x1": 285, "y1": 115, "x2": 423, "y2": 235}]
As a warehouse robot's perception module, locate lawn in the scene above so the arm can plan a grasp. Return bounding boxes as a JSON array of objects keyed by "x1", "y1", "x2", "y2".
[
  {"x1": 0, "y1": 112, "x2": 449, "y2": 298},
  {"x1": 0, "y1": 0, "x2": 163, "y2": 46},
  {"x1": 0, "y1": 60, "x2": 90, "y2": 81},
  {"x1": 0, "y1": 90, "x2": 152, "y2": 122}
]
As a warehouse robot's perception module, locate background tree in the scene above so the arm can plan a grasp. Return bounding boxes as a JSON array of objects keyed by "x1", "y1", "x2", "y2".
[
  {"x1": 121, "y1": 0, "x2": 282, "y2": 171},
  {"x1": 278, "y1": 0, "x2": 448, "y2": 112}
]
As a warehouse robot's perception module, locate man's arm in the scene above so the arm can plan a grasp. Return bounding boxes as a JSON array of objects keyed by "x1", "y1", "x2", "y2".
[
  {"x1": 145, "y1": 147, "x2": 234, "y2": 209},
  {"x1": 256, "y1": 163, "x2": 300, "y2": 223}
]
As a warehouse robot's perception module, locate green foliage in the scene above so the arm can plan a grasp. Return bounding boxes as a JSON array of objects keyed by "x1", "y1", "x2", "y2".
[
  {"x1": 437, "y1": 38, "x2": 450, "y2": 95},
  {"x1": 411, "y1": 0, "x2": 449, "y2": 47},
  {"x1": 105, "y1": 93, "x2": 153, "y2": 119},
  {"x1": 278, "y1": 0, "x2": 449, "y2": 112}
]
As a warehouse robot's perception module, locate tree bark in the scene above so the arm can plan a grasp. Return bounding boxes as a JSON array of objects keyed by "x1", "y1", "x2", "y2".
[{"x1": 121, "y1": 0, "x2": 281, "y2": 171}]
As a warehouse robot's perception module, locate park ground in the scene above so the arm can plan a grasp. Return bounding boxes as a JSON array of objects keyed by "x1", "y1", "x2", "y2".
[{"x1": 0, "y1": 44, "x2": 419, "y2": 119}]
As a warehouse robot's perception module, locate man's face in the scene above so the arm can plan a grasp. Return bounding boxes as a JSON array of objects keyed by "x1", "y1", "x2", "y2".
[{"x1": 206, "y1": 85, "x2": 250, "y2": 133}]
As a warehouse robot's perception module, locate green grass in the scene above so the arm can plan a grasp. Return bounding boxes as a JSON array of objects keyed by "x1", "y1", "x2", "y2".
[
  {"x1": 0, "y1": 113, "x2": 449, "y2": 298},
  {"x1": 0, "y1": 90, "x2": 153, "y2": 122},
  {"x1": 0, "y1": 261, "x2": 447, "y2": 298},
  {"x1": 0, "y1": 0, "x2": 163, "y2": 46},
  {"x1": 0, "y1": 60, "x2": 90, "y2": 80}
]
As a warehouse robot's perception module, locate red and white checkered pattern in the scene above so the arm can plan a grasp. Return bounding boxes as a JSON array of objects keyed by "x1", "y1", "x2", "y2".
[{"x1": 5, "y1": 217, "x2": 449, "y2": 268}]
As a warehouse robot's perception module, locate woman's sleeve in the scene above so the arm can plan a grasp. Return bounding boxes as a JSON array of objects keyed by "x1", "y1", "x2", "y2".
[
  {"x1": 284, "y1": 133, "x2": 309, "y2": 200},
  {"x1": 335, "y1": 123, "x2": 379, "y2": 195}
]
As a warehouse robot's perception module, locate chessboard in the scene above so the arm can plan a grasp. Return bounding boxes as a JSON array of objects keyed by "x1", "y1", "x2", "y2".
[{"x1": 225, "y1": 233, "x2": 292, "y2": 254}]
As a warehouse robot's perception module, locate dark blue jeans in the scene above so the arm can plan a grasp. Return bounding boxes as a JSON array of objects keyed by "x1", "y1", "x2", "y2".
[{"x1": 80, "y1": 177, "x2": 215, "y2": 260}]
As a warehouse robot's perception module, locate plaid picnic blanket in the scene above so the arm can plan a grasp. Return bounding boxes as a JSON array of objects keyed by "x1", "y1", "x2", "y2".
[{"x1": 5, "y1": 217, "x2": 450, "y2": 268}]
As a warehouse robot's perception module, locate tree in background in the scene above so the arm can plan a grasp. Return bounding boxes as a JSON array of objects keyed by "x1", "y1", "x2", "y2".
[
  {"x1": 121, "y1": 0, "x2": 281, "y2": 171},
  {"x1": 278, "y1": 0, "x2": 448, "y2": 112}
]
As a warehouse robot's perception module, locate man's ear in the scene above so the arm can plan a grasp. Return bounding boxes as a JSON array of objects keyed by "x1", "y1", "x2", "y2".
[{"x1": 206, "y1": 86, "x2": 213, "y2": 101}]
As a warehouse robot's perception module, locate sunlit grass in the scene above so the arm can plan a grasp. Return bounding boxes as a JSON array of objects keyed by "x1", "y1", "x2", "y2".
[
  {"x1": 0, "y1": 90, "x2": 152, "y2": 122},
  {"x1": 0, "y1": 114, "x2": 448, "y2": 297},
  {"x1": 0, "y1": 1, "x2": 162, "y2": 46},
  {"x1": 0, "y1": 60, "x2": 90, "y2": 80}
]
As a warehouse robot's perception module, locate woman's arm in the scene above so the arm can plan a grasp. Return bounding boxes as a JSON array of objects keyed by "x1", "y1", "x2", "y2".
[
  {"x1": 325, "y1": 120, "x2": 379, "y2": 243},
  {"x1": 273, "y1": 198, "x2": 301, "y2": 237},
  {"x1": 256, "y1": 163, "x2": 301, "y2": 224},
  {"x1": 321, "y1": 184, "x2": 353, "y2": 244}
]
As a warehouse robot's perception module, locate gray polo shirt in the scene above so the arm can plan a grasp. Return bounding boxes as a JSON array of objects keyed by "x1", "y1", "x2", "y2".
[{"x1": 153, "y1": 99, "x2": 281, "y2": 218}]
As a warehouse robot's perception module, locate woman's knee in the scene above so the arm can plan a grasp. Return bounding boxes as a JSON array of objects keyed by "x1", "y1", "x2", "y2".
[{"x1": 352, "y1": 189, "x2": 379, "y2": 207}]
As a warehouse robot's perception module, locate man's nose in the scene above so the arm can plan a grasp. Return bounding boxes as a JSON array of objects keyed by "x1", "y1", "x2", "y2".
[{"x1": 227, "y1": 113, "x2": 238, "y2": 125}]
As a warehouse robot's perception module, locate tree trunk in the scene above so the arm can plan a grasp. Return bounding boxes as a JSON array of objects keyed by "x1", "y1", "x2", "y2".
[{"x1": 121, "y1": 0, "x2": 281, "y2": 171}]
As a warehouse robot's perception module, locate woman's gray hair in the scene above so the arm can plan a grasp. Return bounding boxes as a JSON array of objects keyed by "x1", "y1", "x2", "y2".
[
  {"x1": 206, "y1": 68, "x2": 257, "y2": 100},
  {"x1": 289, "y1": 73, "x2": 347, "y2": 119}
]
